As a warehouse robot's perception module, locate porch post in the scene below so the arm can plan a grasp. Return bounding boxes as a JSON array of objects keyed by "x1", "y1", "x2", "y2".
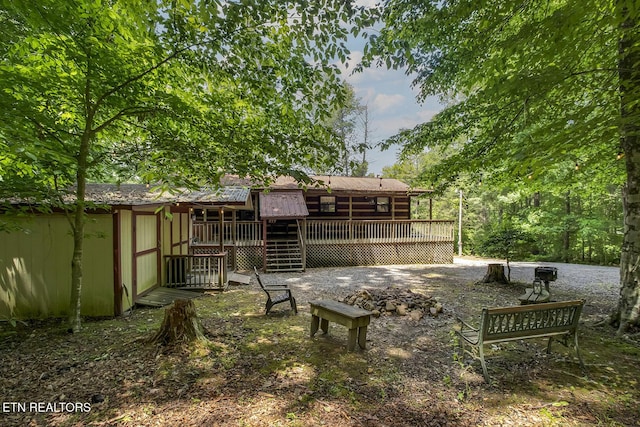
[
  {"x1": 391, "y1": 196, "x2": 396, "y2": 220},
  {"x1": 231, "y1": 209, "x2": 237, "y2": 271},
  {"x1": 349, "y1": 196, "x2": 352, "y2": 220},
  {"x1": 219, "y1": 207, "x2": 224, "y2": 254},
  {"x1": 302, "y1": 218, "x2": 307, "y2": 271},
  {"x1": 262, "y1": 219, "x2": 267, "y2": 271}
]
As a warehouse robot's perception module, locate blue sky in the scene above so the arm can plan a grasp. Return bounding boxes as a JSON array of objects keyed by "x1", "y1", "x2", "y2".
[
  {"x1": 335, "y1": 5, "x2": 445, "y2": 175},
  {"x1": 336, "y1": 53, "x2": 444, "y2": 175}
]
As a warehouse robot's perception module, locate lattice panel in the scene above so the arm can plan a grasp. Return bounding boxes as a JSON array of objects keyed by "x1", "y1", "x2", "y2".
[
  {"x1": 235, "y1": 246, "x2": 263, "y2": 271},
  {"x1": 306, "y1": 242, "x2": 453, "y2": 268}
]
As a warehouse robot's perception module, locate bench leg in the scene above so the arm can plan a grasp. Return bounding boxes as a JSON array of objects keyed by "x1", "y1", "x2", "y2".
[
  {"x1": 357, "y1": 326, "x2": 367, "y2": 349},
  {"x1": 457, "y1": 334, "x2": 465, "y2": 363},
  {"x1": 479, "y1": 345, "x2": 490, "y2": 382},
  {"x1": 310, "y1": 315, "x2": 320, "y2": 337},
  {"x1": 573, "y1": 332, "x2": 587, "y2": 374},
  {"x1": 320, "y1": 318, "x2": 329, "y2": 334},
  {"x1": 347, "y1": 328, "x2": 358, "y2": 351}
]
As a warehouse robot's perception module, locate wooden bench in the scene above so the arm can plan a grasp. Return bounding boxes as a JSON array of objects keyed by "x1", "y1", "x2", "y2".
[
  {"x1": 456, "y1": 299, "x2": 586, "y2": 381},
  {"x1": 309, "y1": 300, "x2": 372, "y2": 351}
]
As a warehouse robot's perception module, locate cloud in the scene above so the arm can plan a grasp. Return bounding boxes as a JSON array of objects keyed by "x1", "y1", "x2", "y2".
[
  {"x1": 372, "y1": 93, "x2": 405, "y2": 113},
  {"x1": 337, "y1": 50, "x2": 399, "y2": 86},
  {"x1": 355, "y1": 0, "x2": 380, "y2": 7}
]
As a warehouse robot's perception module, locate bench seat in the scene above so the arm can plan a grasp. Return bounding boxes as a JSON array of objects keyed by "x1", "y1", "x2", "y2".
[{"x1": 309, "y1": 300, "x2": 372, "y2": 351}]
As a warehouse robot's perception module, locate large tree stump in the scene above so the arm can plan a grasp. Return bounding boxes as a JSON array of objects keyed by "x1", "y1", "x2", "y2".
[
  {"x1": 480, "y1": 263, "x2": 508, "y2": 284},
  {"x1": 150, "y1": 299, "x2": 207, "y2": 347}
]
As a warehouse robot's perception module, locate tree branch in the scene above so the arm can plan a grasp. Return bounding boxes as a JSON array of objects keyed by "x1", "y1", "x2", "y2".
[
  {"x1": 93, "y1": 106, "x2": 164, "y2": 134},
  {"x1": 93, "y1": 45, "x2": 194, "y2": 112}
]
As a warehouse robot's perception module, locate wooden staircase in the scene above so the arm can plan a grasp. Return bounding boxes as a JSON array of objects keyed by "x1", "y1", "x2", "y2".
[{"x1": 266, "y1": 239, "x2": 304, "y2": 272}]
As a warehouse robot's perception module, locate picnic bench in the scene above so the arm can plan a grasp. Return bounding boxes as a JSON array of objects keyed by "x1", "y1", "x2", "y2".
[
  {"x1": 309, "y1": 300, "x2": 372, "y2": 351},
  {"x1": 455, "y1": 299, "x2": 586, "y2": 381}
]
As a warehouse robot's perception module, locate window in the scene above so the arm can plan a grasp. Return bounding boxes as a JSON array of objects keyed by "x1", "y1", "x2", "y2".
[
  {"x1": 376, "y1": 197, "x2": 390, "y2": 213},
  {"x1": 320, "y1": 196, "x2": 336, "y2": 213}
]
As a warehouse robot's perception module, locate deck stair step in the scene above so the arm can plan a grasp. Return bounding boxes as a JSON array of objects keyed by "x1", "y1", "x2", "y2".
[{"x1": 266, "y1": 240, "x2": 304, "y2": 272}]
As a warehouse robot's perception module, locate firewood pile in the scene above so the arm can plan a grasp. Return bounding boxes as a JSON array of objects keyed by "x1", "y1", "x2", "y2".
[{"x1": 342, "y1": 287, "x2": 443, "y2": 321}]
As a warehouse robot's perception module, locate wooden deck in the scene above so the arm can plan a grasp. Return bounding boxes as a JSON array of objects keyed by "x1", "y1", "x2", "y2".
[{"x1": 136, "y1": 287, "x2": 204, "y2": 308}]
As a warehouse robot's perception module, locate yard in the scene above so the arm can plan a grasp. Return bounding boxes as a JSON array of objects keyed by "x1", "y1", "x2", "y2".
[{"x1": 1, "y1": 258, "x2": 639, "y2": 426}]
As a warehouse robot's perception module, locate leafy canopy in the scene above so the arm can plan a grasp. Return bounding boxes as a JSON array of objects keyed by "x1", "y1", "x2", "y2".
[
  {"x1": 366, "y1": 0, "x2": 628, "y2": 192},
  {"x1": 0, "y1": 0, "x2": 379, "y2": 199}
]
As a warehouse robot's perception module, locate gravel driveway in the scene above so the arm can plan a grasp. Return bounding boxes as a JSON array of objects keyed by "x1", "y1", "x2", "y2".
[{"x1": 260, "y1": 256, "x2": 621, "y2": 320}]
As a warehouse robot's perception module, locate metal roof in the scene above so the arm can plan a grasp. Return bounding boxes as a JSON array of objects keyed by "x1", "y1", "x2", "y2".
[
  {"x1": 83, "y1": 184, "x2": 251, "y2": 206},
  {"x1": 221, "y1": 174, "x2": 430, "y2": 194},
  {"x1": 259, "y1": 191, "x2": 309, "y2": 219},
  {"x1": 46, "y1": 184, "x2": 252, "y2": 208}
]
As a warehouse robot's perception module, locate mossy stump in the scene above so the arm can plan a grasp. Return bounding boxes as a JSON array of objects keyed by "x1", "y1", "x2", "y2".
[{"x1": 150, "y1": 298, "x2": 207, "y2": 346}]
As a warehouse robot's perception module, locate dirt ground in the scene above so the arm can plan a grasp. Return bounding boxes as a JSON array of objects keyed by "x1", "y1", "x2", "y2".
[{"x1": 1, "y1": 257, "x2": 639, "y2": 426}]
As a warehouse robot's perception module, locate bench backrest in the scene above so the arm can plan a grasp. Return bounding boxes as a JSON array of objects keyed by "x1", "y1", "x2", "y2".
[
  {"x1": 480, "y1": 300, "x2": 584, "y2": 344},
  {"x1": 253, "y1": 267, "x2": 268, "y2": 292}
]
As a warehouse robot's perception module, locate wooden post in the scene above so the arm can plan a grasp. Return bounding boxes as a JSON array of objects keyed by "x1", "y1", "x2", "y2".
[
  {"x1": 217, "y1": 208, "x2": 223, "y2": 254},
  {"x1": 262, "y1": 219, "x2": 267, "y2": 271}
]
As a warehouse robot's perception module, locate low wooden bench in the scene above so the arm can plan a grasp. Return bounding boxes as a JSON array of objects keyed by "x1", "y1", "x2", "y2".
[
  {"x1": 309, "y1": 300, "x2": 372, "y2": 351},
  {"x1": 455, "y1": 299, "x2": 586, "y2": 381}
]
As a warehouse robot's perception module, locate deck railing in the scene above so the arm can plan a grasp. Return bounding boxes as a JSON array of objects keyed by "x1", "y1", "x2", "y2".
[
  {"x1": 191, "y1": 219, "x2": 453, "y2": 246},
  {"x1": 192, "y1": 221, "x2": 262, "y2": 246},
  {"x1": 164, "y1": 253, "x2": 227, "y2": 289},
  {"x1": 306, "y1": 219, "x2": 454, "y2": 244}
]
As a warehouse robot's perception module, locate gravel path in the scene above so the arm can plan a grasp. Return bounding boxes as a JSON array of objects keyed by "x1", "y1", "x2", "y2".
[{"x1": 262, "y1": 256, "x2": 621, "y2": 319}]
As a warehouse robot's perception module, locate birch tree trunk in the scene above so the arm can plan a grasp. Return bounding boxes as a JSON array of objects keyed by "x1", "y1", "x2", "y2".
[{"x1": 614, "y1": 0, "x2": 640, "y2": 333}]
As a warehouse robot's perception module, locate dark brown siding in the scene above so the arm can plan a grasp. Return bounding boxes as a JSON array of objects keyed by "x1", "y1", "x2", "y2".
[{"x1": 304, "y1": 193, "x2": 411, "y2": 220}]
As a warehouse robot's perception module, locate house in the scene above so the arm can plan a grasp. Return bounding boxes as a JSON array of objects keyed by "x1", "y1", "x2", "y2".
[
  {"x1": 0, "y1": 176, "x2": 454, "y2": 320},
  {"x1": 191, "y1": 175, "x2": 454, "y2": 272}
]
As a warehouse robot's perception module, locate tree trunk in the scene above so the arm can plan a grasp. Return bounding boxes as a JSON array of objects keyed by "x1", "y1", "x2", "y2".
[
  {"x1": 615, "y1": 0, "x2": 640, "y2": 333},
  {"x1": 151, "y1": 299, "x2": 208, "y2": 346},
  {"x1": 68, "y1": 130, "x2": 92, "y2": 333},
  {"x1": 563, "y1": 191, "x2": 571, "y2": 263},
  {"x1": 480, "y1": 263, "x2": 508, "y2": 284}
]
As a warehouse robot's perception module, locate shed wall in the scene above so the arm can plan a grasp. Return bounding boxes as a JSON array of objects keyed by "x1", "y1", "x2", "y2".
[{"x1": 0, "y1": 214, "x2": 114, "y2": 319}]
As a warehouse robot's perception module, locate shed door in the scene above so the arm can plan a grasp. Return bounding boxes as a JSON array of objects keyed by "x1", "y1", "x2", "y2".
[{"x1": 132, "y1": 211, "x2": 161, "y2": 298}]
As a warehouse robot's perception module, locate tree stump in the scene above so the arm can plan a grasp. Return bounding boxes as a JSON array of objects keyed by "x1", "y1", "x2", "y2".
[
  {"x1": 480, "y1": 263, "x2": 508, "y2": 284},
  {"x1": 150, "y1": 299, "x2": 208, "y2": 347}
]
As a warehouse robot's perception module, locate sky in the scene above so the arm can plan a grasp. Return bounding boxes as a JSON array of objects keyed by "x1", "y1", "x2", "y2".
[
  {"x1": 335, "y1": 2, "x2": 446, "y2": 176},
  {"x1": 336, "y1": 53, "x2": 444, "y2": 175}
]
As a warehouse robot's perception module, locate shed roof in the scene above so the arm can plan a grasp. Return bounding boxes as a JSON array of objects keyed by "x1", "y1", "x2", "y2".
[
  {"x1": 81, "y1": 184, "x2": 251, "y2": 207},
  {"x1": 259, "y1": 191, "x2": 309, "y2": 219}
]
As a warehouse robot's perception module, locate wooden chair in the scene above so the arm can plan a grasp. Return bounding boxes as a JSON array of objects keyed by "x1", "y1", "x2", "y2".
[{"x1": 253, "y1": 267, "x2": 298, "y2": 315}]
